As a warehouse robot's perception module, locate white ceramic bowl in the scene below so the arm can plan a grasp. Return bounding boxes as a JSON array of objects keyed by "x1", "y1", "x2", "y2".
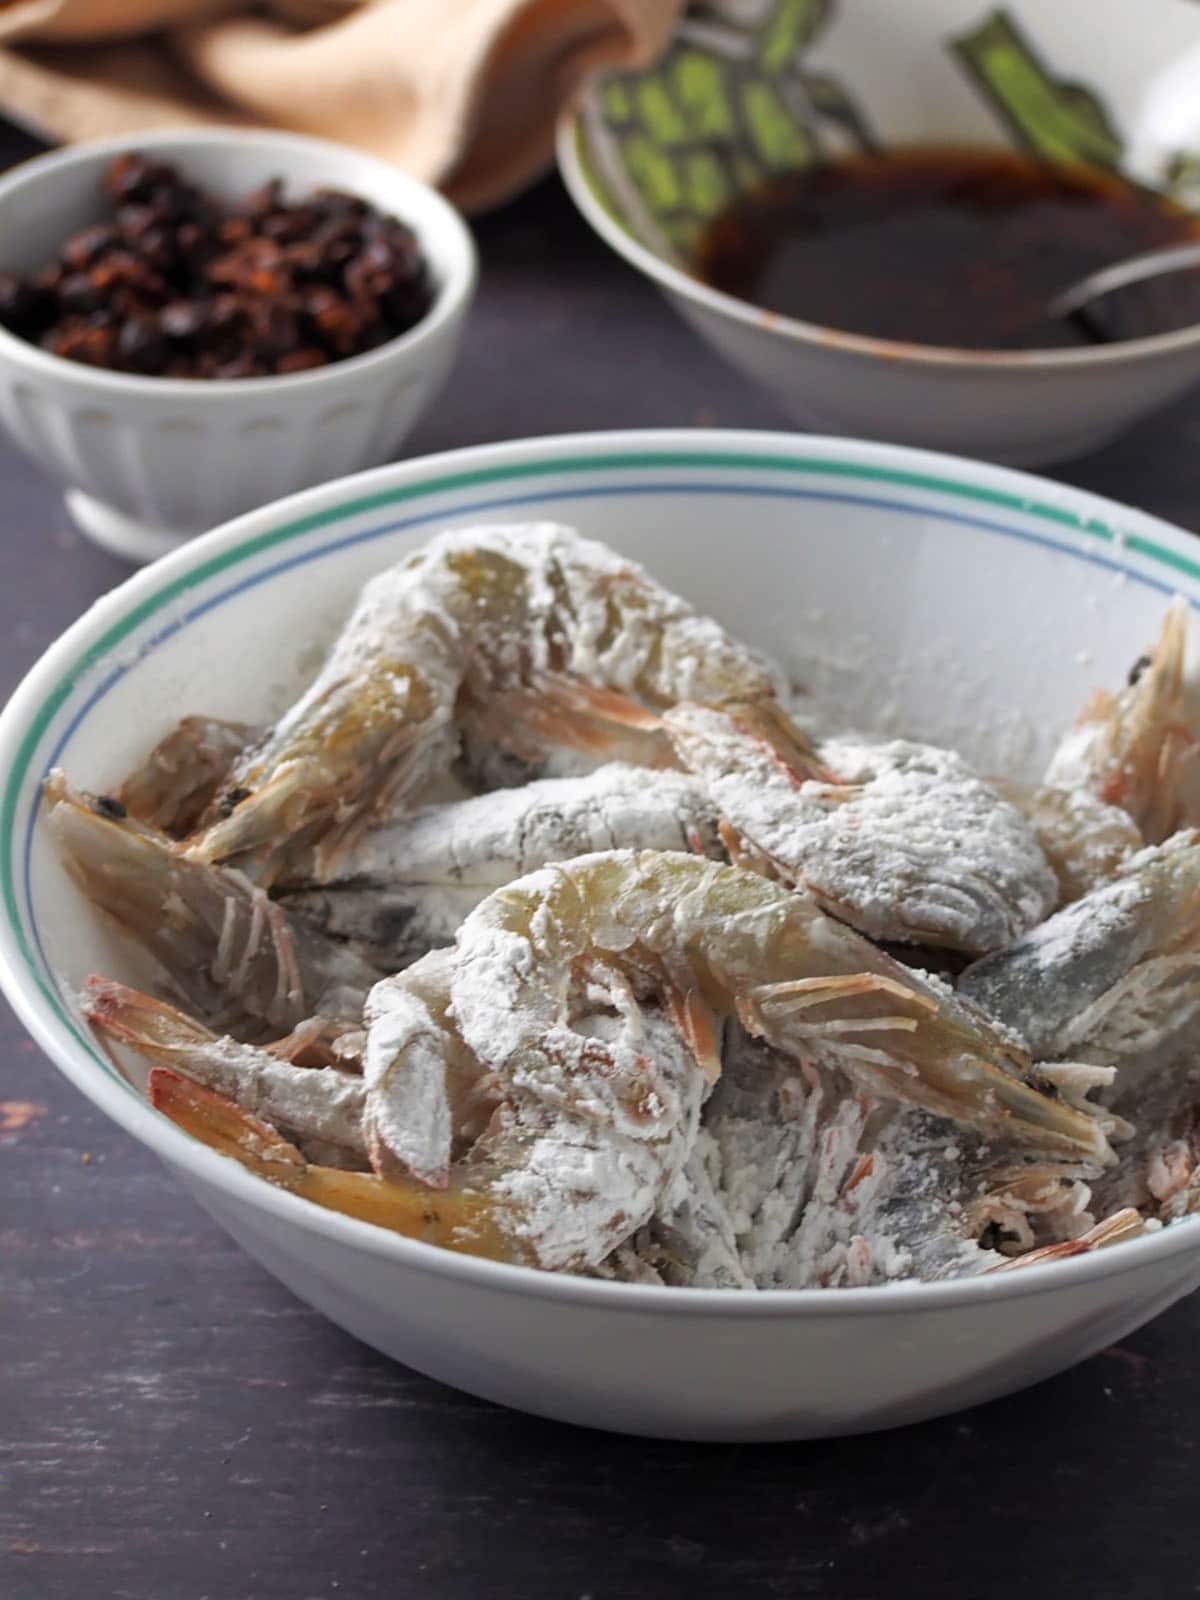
[
  {"x1": 0, "y1": 129, "x2": 476, "y2": 562},
  {"x1": 558, "y1": 0, "x2": 1200, "y2": 466},
  {"x1": 2, "y1": 429, "x2": 1199, "y2": 1442}
]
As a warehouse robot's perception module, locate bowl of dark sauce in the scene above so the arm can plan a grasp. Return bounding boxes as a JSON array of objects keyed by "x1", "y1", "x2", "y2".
[
  {"x1": 558, "y1": 0, "x2": 1200, "y2": 465},
  {"x1": 695, "y1": 147, "x2": 1200, "y2": 351}
]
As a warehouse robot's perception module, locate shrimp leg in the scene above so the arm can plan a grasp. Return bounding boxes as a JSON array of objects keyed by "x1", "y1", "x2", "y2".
[{"x1": 48, "y1": 772, "x2": 379, "y2": 1037}]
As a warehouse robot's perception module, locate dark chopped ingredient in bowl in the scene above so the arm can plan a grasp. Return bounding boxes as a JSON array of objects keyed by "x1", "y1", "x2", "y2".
[{"x1": 0, "y1": 152, "x2": 435, "y2": 378}]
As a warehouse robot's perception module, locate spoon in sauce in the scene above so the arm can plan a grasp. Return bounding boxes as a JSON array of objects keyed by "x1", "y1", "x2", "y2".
[
  {"x1": 693, "y1": 149, "x2": 1200, "y2": 352},
  {"x1": 1048, "y1": 240, "x2": 1200, "y2": 343}
]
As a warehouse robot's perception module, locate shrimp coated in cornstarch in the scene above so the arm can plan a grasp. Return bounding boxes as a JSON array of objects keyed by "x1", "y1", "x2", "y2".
[
  {"x1": 663, "y1": 703, "x2": 1056, "y2": 955},
  {"x1": 281, "y1": 764, "x2": 724, "y2": 969},
  {"x1": 603, "y1": 1030, "x2": 1115, "y2": 1290},
  {"x1": 47, "y1": 774, "x2": 377, "y2": 1037},
  {"x1": 450, "y1": 850, "x2": 1113, "y2": 1164},
  {"x1": 185, "y1": 524, "x2": 786, "y2": 882},
  {"x1": 85, "y1": 960, "x2": 496, "y2": 1184},
  {"x1": 91, "y1": 940, "x2": 712, "y2": 1271},
  {"x1": 85, "y1": 978, "x2": 370, "y2": 1168},
  {"x1": 1002, "y1": 784, "x2": 1143, "y2": 906},
  {"x1": 959, "y1": 832, "x2": 1200, "y2": 1082},
  {"x1": 361, "y1": 950, "x2": 502, "y2": 1186},
  {"x1": 1045, "y1": 599, "x2": 1200, "y2": 843},
  {"x1": 143, "y1": 988, "x2": 711, "y2": 1272}
]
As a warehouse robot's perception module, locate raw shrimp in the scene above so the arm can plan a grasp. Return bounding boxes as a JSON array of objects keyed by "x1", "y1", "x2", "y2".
[
  {"x1": 84, "y1": 958, "x2": 494, "y2": 1184},
  {"x1": 92, "y1": 934, "x2": 713, "y2": 1270},
  {"x1": 606, "y1": 1028, "x2": 1109, "y2": 1289},
  {"x1": 662, "y1": 703, "x2": 1056, "y2": 954},
  {"x1": 597, "y1": 1129, "x2": 754, "y2": 1290},
  {"x1": 118, "y1": 716, "x2": 251, "y2": 836},
  {"x1": 1003, "y1": 784, "x2": 1142, "y2": 905},
  {"x1": 185, "y1": 524, "x2": 786, "y2": 882},
  {"x1": 85, "y1": 978, "x2": 369, "y2": 1167},
  {"x1": 1045, "y1": 599, "x2": 1200, "y2": 842},
  {"x1": 361, "y1": 950, "x2": 501, "y2": 1186},
  {"x1": 148, "y1": 1069, "x2": 532, "y2": 1263},
  {"x1": 282, "y1": 764, "x2": 723, "y2": 969},
  {"x1": 450, "y1": 850, "x2": 1112, "y2": 1166},
  {"x1": 47, "y1": 773, "x2": 377, "y2": 1037},
  {"x1": 959, "y1": 832, "x2": 1200, "y2": 1077},
  {"x1": 144, "y1": 987, "x2": 711, "y2": 1272}
]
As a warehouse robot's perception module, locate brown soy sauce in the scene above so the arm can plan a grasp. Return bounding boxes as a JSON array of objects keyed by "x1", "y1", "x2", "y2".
[{"x1": 694, "y1": 147, "x2": 1200, "y2": 350}]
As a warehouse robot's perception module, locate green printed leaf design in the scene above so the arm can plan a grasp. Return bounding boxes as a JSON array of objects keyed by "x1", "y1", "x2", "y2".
[
  {"x1": 576, "y1": 0, "x2": 872, "y2": 259},
  {"x1": 742, "y1": 80, "x2": 815, "y2": 169},
  {"x1": 670, "y1": 50, "x2": 736, "y2": 140},
  {"x1": 601, "y1": 80, "x2": 633, "y2": 124},
  {"x1": 683, "y1": 150, "x2": 732, "y2": 217},
  {"x1": 636, "y1": 78, "x2": 690, "y2": 145},
  {"x1": 953, "y1": 11, "x2": 1122, "y2": 168},
  {"x1": 758, "y1": 0, "x2": 833, "y2": 74},
  {"x1": 1166, "y1": 151, "x2": 1200, "y2": 207}
]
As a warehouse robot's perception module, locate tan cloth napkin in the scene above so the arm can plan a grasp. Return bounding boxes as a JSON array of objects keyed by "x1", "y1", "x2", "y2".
[{"x1": 0, "y1": 0, "x2": 681, "y2": 211}]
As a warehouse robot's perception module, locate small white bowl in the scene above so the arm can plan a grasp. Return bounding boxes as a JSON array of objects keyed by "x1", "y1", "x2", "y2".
[
  {"x1": 558, "y1": 0, "x2": 1200, "y2": 467},
  {"x1": 3, "y1": 429, "x2": 1200, "y2": 1441},
  {"x1": 0, "y1": 129, "x2": 476, "y2": 562}
]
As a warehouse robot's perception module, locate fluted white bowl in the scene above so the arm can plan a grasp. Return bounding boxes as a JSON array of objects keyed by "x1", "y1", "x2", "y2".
[
  {"x1": 2, "y1": 429, "x2": 1200, "y2": 1441},
  {"x1": 0, "y1": 129, "x2": 476, "y2": 562}
]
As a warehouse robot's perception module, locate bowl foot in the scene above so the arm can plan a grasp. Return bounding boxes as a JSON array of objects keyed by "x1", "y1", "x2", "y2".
[{"x1": 65, "y1": 490, "x2": 190, "y2": 565}]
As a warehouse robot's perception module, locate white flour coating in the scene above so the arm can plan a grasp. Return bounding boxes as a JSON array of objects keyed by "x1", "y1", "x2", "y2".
[
  {"x1": 1012, "y1": 785, "x2": 1142, "y2": 905},
  {"x1": 199, "y1": 521, "x2": 787, "y2": 877},
  {"x1": 1044, "y1": 720, "x2": 1114, "y2": 801},
  {"x1": 363, "y1": 950, "x2": 472, "y2": 1186},
  {"x1": 284, "y1": 765, "x2": 723, "y2": 969},
  {"x1": 333, "y1": 519, "x2": 784, "y2": 737},
  {"x1": 667, "y1": 710, "x2": 1055, "y2": 954},
  {"x1": 1092, "y1": 1056, "x2": 1200, "y2": 1218},
  {"x1": 341, "y1": 764, "x2": 721, "y2": 885},
  {"x1": 117, "y1": 1021, "x2": 369, "y2": 1166},
  {"x1": 483, "y1": 1007, "x2": 709, "y2": 1271},
  {"x1": 601, "y1": 1028, "x2": 1102, "y2": 1290}
]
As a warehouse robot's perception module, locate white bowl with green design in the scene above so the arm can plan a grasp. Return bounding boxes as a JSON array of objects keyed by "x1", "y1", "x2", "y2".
[
  {"x1": 3, "y1": 427, "x2": 1200, "y2": 1440},
  {"x1": 558, "y1": 0, "x2": 1200, "y2": 465}
]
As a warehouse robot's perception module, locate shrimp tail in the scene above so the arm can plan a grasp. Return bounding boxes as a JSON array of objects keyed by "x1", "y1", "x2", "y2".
[
  {"x1": 84, "y1": 976, "x2": 217, "y2": 1059},
  {"x1": 148, "y1": 1069, "x2": 526, "y2": 1260},
  {"x1": 87, "y1": 978, "x2": 370, "y2": 1162}
]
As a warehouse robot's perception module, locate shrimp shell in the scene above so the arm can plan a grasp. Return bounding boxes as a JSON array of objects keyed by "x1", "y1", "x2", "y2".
[
  {"x1": 1002, "y1": 783, "x2": 1142, "y2": 906},
  {"x1": 186, "y1": 524, "x2": 784, "y2": 882},
  {"x1": 47, "y1": 773, "x2": 377, "y2": 1037},
  {"x1": 118, "y1": 716, "x2": 252, "y2": 837},
  {"x1": 1045, "y1": 599, "x2": 1199, "y2": 843},
  {"x1": 450, "y1": 850, "x2": 1112, "y2": 1163},
  {"x1": 280, "y1": 764, "x2": 724, "y2": 968},
  {"x1": 605, "y1": 1029, "x2": 1105, "y2": 1290},
  {"x1": 959, "y1": 832, "x2": 1200, "y2": 1073},
  {"x1": 663, "y1": 704, "x2": 1056, "y2": 955}
]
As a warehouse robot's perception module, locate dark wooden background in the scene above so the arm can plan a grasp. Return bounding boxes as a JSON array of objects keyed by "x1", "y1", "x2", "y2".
[{"x1": 4, "y1": 117, "x2": 1200, "y2": 1600}]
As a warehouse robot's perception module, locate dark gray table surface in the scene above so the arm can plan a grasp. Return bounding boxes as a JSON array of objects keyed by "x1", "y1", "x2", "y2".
[{"x1": 4, "y1": 116, "x2": 1200, "y2": 1600}]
